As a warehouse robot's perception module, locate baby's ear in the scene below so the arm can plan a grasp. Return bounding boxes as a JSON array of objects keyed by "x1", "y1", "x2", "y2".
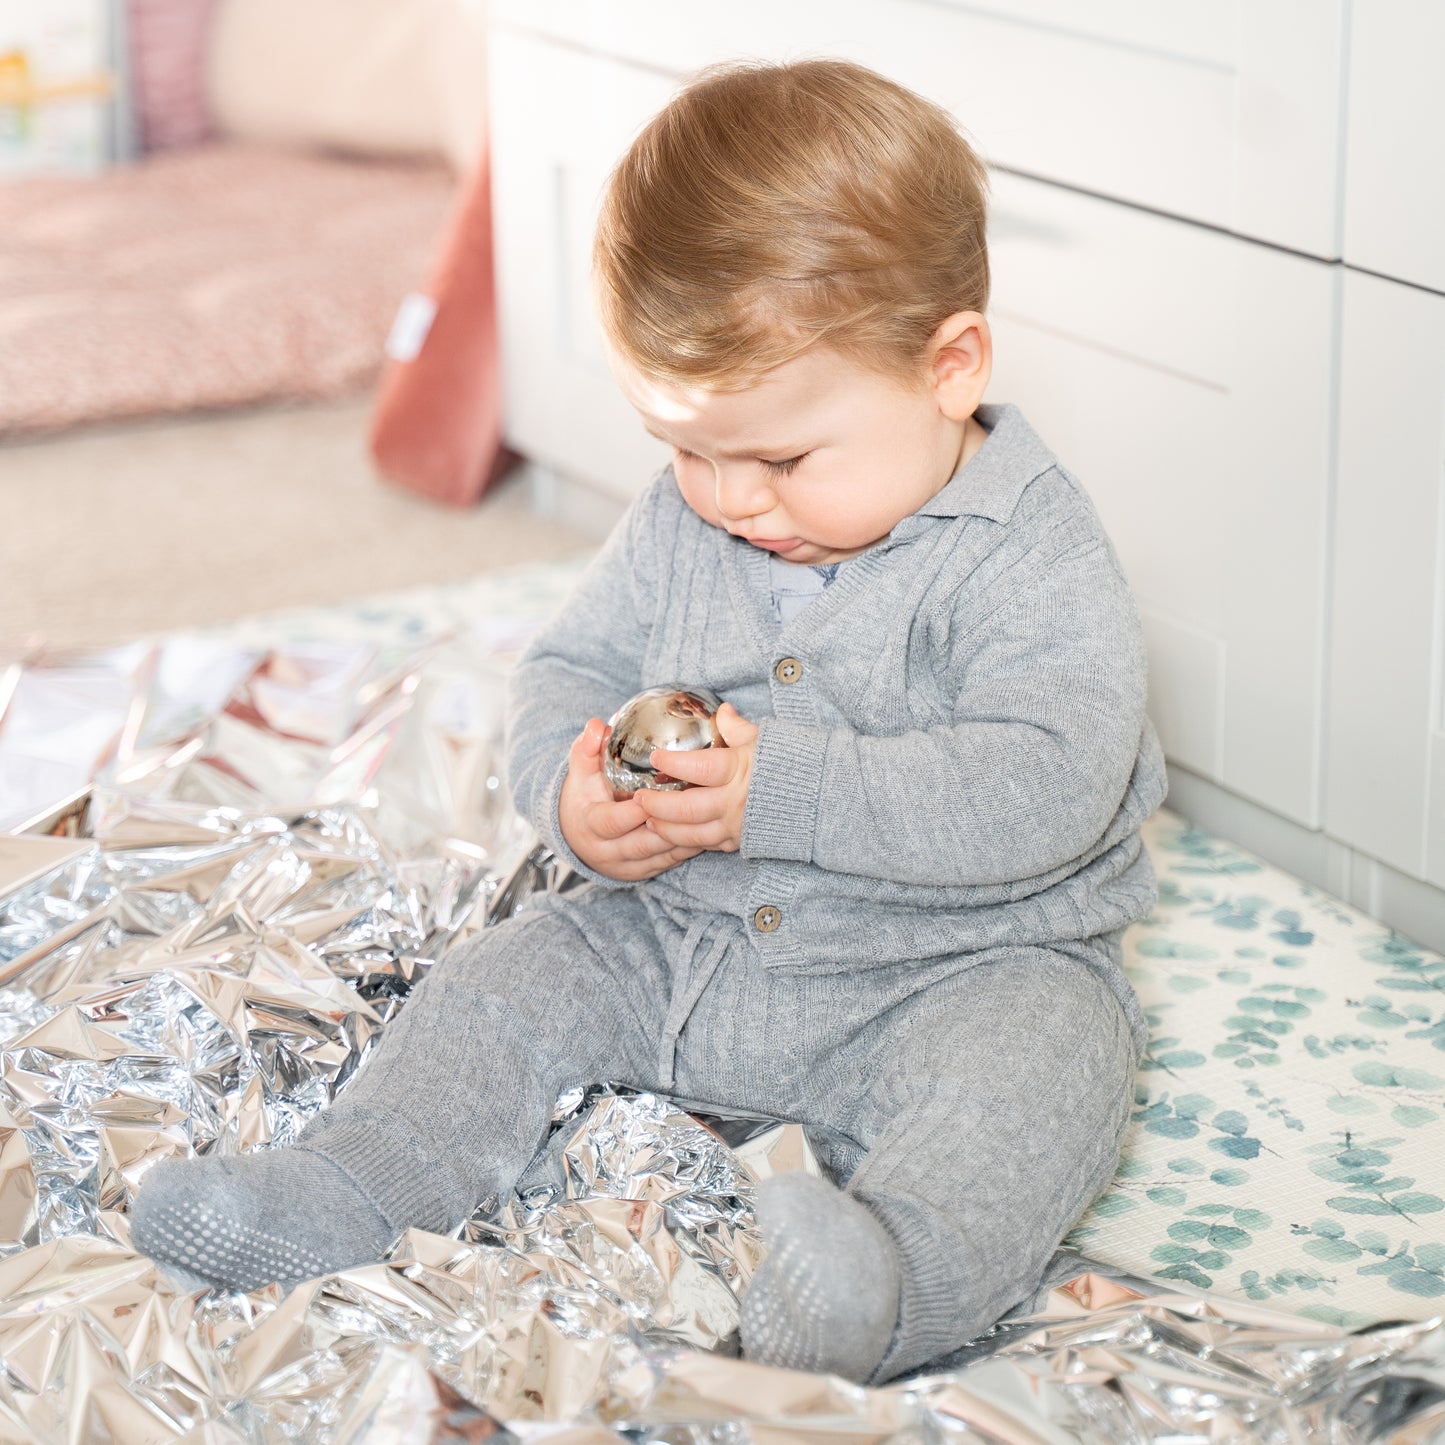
[{"x1": 927, "y1": 310, "x2": 992, "y2": 417}]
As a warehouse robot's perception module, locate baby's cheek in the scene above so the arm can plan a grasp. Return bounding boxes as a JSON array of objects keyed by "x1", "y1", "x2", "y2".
[{"x1": 673, "y1": 468, "x2": 724, "y2": 529}]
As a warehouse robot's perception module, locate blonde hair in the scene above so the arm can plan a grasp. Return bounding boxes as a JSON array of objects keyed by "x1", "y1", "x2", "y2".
[{"x1": 592, "y1": 58, "x2": 990, "y2": 393}]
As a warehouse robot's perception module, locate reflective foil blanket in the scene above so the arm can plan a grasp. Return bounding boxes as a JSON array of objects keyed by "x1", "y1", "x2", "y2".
[{"x1": 0, "y1": 628, "x2": 1443, "y2": 1442}]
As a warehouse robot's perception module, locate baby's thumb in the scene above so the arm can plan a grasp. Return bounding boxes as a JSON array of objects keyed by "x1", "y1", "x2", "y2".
[
  {"x1": 570, "y1": 719, "x2": 606, "y2": 770},
  {"x1": 714, "y1": 701, "x2": 758, "y2": 746}
]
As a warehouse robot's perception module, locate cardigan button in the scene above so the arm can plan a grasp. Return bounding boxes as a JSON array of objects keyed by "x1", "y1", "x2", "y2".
[
  {"x1": 774, "y1": 656, "x2": 802, "y2": 684},
  {"x1": 753, "y1": 905, "x2": 782, "y2": 933}
]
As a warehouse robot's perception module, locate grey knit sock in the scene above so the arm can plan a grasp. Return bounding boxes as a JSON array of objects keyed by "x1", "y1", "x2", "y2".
[
  {"x1": 131, "y1": 1146, "x2": 398, "y2": 1292},
  {"x1": 740, "y1": 1172, "x2": 901, "y2": 1382}
]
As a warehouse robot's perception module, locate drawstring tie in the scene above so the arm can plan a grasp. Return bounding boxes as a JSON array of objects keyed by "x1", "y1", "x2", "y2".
[{"x1": 657, "y1": 916, "x2": 732, "y2": 1089}]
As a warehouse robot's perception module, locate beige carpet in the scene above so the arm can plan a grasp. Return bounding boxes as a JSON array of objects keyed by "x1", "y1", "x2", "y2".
[{"x1": 0, "y1": 398, "x2": 603, "y2": 652}]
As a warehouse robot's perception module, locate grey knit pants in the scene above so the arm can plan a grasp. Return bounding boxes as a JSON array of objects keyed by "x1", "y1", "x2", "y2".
[{"x1": 298, "y1": 883, "x2": 1138, "y2": 1381}]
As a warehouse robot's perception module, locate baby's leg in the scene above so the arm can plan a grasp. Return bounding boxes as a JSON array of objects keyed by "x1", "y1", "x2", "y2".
[
  {"x1": 740, "y1": 951, "x2": 1136, "y2": 1383},
  {"x1": 132, "y1": 891, "x2": 670, "y2": 1290}
]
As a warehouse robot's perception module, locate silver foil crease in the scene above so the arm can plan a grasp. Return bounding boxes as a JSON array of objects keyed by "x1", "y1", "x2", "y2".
[{"x1": 1, "y1": 639, "x2": 1444, "y2": 1441}]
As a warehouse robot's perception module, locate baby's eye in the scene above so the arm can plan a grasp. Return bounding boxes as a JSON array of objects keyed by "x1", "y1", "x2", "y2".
[{"x1": 762, "y1": 454, "x2": 810, "y2": 477}]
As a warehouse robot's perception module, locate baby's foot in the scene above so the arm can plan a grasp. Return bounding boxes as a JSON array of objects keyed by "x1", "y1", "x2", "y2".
[
  {"x1": 740, "y1": 1171, "x2": 901, "y2": 1382},
  {"x1": 131, "y1": 1146, "x2": 397, "y2": 1292}
]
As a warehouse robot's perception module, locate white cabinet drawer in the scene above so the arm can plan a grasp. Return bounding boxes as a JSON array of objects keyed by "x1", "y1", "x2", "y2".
[
  {"x1": 1326, "y1": 273, "x2": 1445, "y2": 886},
  {"x1": 986, "y1": 172, "x2": 1335, "y2": 827},
  {"x1": 491, "y1": 0, "x2": 1347, "y2": 257},
  {"x1": 1343, "y1": 2, "x2": 1445, "y2": 294},
  {"x1": 487, "y1": 31, "x2": 675, "y2": 501}
]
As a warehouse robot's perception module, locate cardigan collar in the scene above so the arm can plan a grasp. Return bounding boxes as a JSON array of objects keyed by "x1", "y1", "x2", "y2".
[{"x1": 903, "y1": 401, "x2": 1058, "y2": 528}]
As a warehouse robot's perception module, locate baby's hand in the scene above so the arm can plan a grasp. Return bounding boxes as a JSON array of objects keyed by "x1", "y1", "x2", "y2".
[
  {"x1": 559, "y1": 718, "x2": 703, "y2": 881},
  {"x1": 632, "y1": 702, "x2": 759, "y2": 853}
]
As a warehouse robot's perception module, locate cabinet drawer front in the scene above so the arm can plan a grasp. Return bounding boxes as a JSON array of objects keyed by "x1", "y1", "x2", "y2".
[
  {"x1": 1344, "y1": 2, "x2": 1445, "y2": 294},
  {"x1": 491, "y1": 0, "x2": 1346, "y2": 257},
  {"x1": 1327, "y1": 274, "x2": 1445, "y2": 885},
  {"x1": 987, "y1": 172, "x2": 1334, "y2": 826}
]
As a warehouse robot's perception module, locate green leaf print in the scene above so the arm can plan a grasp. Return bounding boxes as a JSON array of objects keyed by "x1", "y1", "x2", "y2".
[
  {"x1": 1210, "y1": 1168, "x2": 1250, "y2": 1186},
  {"x1": 1391, "y1": 1270, "x2": 1445, "y2": 1296},
  {"x1": 1304, "y1": 1033, "x2": 1386, "y2": 1059},
  {"x1": 1362, "y1": 936, "x2": 1441, "y2": 980},
  {"x1": 1356, "y1": 996, "x2": 1411, "y2": 1030},
  {"x1": 1136, "y1": 937, "x2": 1219, "y2": 961},
  {"x1": 1202, "y1": 895, "x2": 1272, "y2": 931},
  {"x1": 1269, "y1": 910, "x2": 1314, "y2": 947},
  {"x1": 1154, "y1": 1261, "x2": 1214, "y2": 1288},
  {"x1": 1135, "y1": 1090, "x2": 1269, "y2": 1161},
  {"x1": 1240, "y1": 1080, "x2": 1306, "y2": 1132},
  {"x1": 1405, "y1": 1016, "x2": 1445, "y2": 1052},
  {"x1": 1352, "y1": 1062, "x2": 1444, "y2": 1090},
  {"x1": 1147, "y1": 1186, "x2": 1188, "y2": 1206},
  {"x1": 1392, "y1": 1105, "x2": 1438, "y2": 1127},
  {"x1": 1353, "y1": 1241, "x2": 1445, "y2": 1298},
  {"x1": 1162, "y1": 827, "x2": 1262, "y2": 877},
  {"x1": 1304, "y1": 1237, "x2": 1363, "y2": 1262},
  {"x1": 1156, "y1": 1050, "x2": 1208, "y2": 1068},
  {"x1": 1387, "y1": 1193, "x2": 1445, "y2": 1214},
  {"x1": 1141, "y1": 1035, "x2": 1209, "y2": 1073},
  {"x1": 1210, "y1": 1136, "x2": 1262, "y2": 1160},
  {"x1": 1304, "y1": 1132, "x2": 1441, "y2": 1223},
  {"x1": 1214, "y1": 985, "x2": 1321, "y2": 1068},
  {"x1": 1168, "y1": 1220, "x2": 1210, "y2": 1243}
]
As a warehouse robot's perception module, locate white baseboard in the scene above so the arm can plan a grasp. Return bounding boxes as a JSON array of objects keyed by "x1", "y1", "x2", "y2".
[{"x1": 1166, "y1": 763, "x2": 1445, "y2": 957}]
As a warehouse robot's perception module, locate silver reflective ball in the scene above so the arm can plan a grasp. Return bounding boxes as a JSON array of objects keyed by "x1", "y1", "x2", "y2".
[{"x1": 604, "y1": 684, "x2": 725, "y2": 793}]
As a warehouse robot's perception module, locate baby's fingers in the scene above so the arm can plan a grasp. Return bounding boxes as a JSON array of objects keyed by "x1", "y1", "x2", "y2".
[
  {"x1": 649, "y1": 746, "x2": 730, "y2": 788},
  {"x1": 614, "y1": 819, "x2": 687, "y2": 861},
  {"x1": 644, "y1": 816, "x2": 733, "y2": 850},
  {"x1": 587, "y1": 796, "x2": 647, "y2": 839},
  {"x1": 635, "y1": 783, "x2": 720, "y2": 825}
]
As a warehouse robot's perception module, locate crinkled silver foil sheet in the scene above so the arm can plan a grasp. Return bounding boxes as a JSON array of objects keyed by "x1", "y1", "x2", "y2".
[{"x1": 2, "y1": 638, "x2": 1444, "y2": 1442}]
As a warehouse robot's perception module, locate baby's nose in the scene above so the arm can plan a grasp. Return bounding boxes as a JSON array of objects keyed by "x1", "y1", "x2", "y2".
[{"x1": 714, "y1": 464, "x2": 774, "y2": 521}]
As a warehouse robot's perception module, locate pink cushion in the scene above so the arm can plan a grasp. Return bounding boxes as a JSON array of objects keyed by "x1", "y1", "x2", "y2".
[
  {"x1": 369, "y1": 148, "x2": 507, "y2": 506},
  {"x1": 128, "y1": 0, "x2": 221, "y2": 153}
]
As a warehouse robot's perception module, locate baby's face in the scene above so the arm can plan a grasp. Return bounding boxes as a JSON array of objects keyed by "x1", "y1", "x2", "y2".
[{"x1": 609, "y1": 344, "x2": 982, "y2": 566}]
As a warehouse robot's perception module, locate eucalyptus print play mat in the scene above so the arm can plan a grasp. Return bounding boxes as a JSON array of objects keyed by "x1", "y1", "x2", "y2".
[{"x1": 1069, "y1": 811, "x2": 1445, "y2": 1327}]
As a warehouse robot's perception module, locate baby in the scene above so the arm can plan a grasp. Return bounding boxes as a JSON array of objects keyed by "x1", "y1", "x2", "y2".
[{"x1": 133, "y1": 57, "x2": 1168, "y2": 1384}]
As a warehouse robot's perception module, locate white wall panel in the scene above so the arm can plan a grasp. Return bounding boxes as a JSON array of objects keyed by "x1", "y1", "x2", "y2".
[
  {"x1": 986, "y1": 172, "x2": 1335, "y2": 827},
  {"x1": 1327, "y1": 273, "x2": 1445, "y2": 884}
]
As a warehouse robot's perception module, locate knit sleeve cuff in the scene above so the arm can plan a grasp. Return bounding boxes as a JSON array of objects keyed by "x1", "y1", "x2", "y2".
[
  {"x1": 740, "y1": 716, "x2": 826, "y2": 863},
  {"x1": 541, "y1": 757, "x2": 634, "y2": 890}
]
